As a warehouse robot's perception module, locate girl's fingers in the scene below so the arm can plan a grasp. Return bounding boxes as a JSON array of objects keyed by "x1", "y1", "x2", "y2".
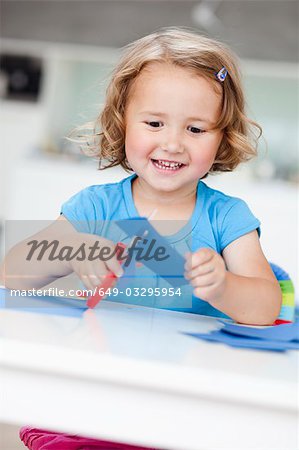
[
  {"x1": 185, "y1": 249, "x2": 214, "y2": 271},
  {"x1": 80, "y1": 262, "x2": 105, "y2": 288},
  {"x1": 188, "y1": 272, "x2": 216, "y2": 288},
  {"x1": 88, "y1": 273, "x2": 102, "y2": 288},
  {"x1": 71, "y1": 239, "x2": 124, "y2": 289},
  {"x1": 80, "y1": 273, "x2": 96, "y2": 291},
  {"x1": 105, "y1": 255, "x2": 124, "y2": 278},
  {"x1": 185, "y1": 260, "x2": 215, "y2": 280}
]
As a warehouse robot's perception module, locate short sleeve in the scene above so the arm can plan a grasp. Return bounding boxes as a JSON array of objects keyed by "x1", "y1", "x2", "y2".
[
  {"x1": 219, "y1": 199, "x2": 261, "y2": 252},
  {"x1": 61, "y1": 188, "x2": 104, "y2": 235}
]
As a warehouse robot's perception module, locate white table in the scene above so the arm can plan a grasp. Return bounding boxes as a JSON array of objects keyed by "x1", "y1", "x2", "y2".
[{"x1": 0, "y1": 296, "x2": 298, "y2": 450}]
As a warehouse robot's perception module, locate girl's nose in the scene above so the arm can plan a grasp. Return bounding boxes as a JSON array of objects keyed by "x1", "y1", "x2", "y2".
[{"x1": 162, "y1": 130, "x2": 184, "y2": 153}]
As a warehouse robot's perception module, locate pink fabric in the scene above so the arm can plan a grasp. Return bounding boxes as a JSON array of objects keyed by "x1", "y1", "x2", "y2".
[{"x1": 20, "y1": 427, "x2": 158, "y2": 450}]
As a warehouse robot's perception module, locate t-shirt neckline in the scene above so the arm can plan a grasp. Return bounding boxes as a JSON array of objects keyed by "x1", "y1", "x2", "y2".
[{"x1": 122, "y1": 173, "x2": 204, "y2": 243}]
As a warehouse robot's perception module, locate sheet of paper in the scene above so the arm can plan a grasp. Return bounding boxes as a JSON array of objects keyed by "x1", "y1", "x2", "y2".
[
  {"x1": 0, "y1": 287, "x2": 87, "y2": 317},
  {"x1": 115, "y1": 217, "x2": 188, "y2": 287},
  {"x1": 218, "y1": 320, "x2": 299, "y2": 342},
  {"x1": 183, "y1": 330, "x2": 299, "y2": 351}
]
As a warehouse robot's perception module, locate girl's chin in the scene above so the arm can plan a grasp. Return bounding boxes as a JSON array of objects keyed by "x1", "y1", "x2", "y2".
[{"x1": 146, "y1": 178, "x2": 189, "y2": 194}]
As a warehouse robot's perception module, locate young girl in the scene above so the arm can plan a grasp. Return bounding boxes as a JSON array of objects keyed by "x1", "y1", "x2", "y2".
[
  {"x1": 2, "y1": 27, "x2": 281, "y2": 325},
  {"x1": 1, "y1": 27, "x2": 282, "y2": 450}
]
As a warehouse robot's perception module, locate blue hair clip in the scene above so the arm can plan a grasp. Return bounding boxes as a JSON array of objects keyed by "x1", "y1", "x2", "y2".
[{"x1": 215, "y1": 66, "x2": 228, "y2": 82}]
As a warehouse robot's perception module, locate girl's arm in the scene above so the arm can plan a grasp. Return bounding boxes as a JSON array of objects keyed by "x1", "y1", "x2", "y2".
[
  {"x1": 0, "y1": 216, "x2": 78, "y2": 289},
  {"x1": 218, "y1": 231, "x2": 281, "y2": 324},
  {"x1": 185, "y1": 231, "x2": 282, "y2": 325},
  {"x1": 0, "y1": 216, "x2": 123, "y2": 291}
]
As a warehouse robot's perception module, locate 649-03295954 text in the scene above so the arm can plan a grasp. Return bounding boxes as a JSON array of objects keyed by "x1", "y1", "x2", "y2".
[{"x1": 9, "y1": 287, "x2": 182, "y2": 298}]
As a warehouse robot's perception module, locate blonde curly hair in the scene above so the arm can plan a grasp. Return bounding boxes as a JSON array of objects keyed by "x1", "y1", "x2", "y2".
[{"x1": 76, "y1": 27, "x2": 262, "y2": 176}]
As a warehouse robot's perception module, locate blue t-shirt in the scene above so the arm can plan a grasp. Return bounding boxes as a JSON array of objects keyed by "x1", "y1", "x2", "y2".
[{"x1": 61, "y1": 174, "x2": 260, "y2": 318}]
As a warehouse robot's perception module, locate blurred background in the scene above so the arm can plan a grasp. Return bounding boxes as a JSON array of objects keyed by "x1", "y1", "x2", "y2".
[{"x1": 0, "y1": 0, "x2": 298, "y2": 286}]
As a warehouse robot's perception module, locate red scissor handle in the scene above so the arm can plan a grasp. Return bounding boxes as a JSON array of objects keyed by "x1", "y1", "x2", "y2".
[{"x1": 86, "y1": 242, "x2": 127, "y2": 309}]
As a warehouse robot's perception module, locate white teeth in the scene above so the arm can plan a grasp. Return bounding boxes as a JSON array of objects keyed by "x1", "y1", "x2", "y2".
[
  {"x1": 159, "y1": 160, "x2": 169, "y2": 166},
  {"x1": 153, "y1": 159, "x2": 183, "y2": 171}
]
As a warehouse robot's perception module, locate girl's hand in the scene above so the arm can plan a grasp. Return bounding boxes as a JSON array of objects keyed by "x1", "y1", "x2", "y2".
[
  {"x1": 184, "y1": 248, "x2": 227, "y2": 303},
  {"x1": 65, "y1": 233, "x2": 124, "y2": 291}
]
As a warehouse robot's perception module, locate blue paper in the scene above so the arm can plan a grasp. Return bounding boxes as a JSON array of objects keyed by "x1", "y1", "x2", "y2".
[
  {"x1": 183, "y1": 330, "x2": 299, "y2": 352},
  {"x1": 0, "y1": 287, "x2": 87, "y2": 317},
  {"x1": 182, "y1": 318, "x2": 299, "y2": 352},
  {"x1": 115, "y1": 217, "x2": 189, "y2": 287},
  {"x1": 218, "y1": 320, "x2": 299, "y2": 342}
]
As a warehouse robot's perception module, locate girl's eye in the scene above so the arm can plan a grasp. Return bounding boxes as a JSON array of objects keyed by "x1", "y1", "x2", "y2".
[
  {"x1": 147, "y1": 121, "x2": 163, "y2": 128},
  {"x1": 188, "y1": 126, "x2": 205, "y2": 134}
]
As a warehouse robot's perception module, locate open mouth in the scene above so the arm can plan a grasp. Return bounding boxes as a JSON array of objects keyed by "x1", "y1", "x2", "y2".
[{"x1": 151, "y1": 159, "x2": 186, "y2": 172}]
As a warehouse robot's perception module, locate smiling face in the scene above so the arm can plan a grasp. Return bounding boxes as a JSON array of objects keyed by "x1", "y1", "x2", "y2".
[{"x1": 124, "y1": 62, "x2": 223, "y2": 199}]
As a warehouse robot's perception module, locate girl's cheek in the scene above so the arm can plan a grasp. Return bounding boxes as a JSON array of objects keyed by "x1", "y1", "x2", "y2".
[
  {"x1": 127, "y1": 132, "x2": 156, "y2": 153},
  {"x1": 191, "y1": 151, "x2": 217, "y2": 176}
]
